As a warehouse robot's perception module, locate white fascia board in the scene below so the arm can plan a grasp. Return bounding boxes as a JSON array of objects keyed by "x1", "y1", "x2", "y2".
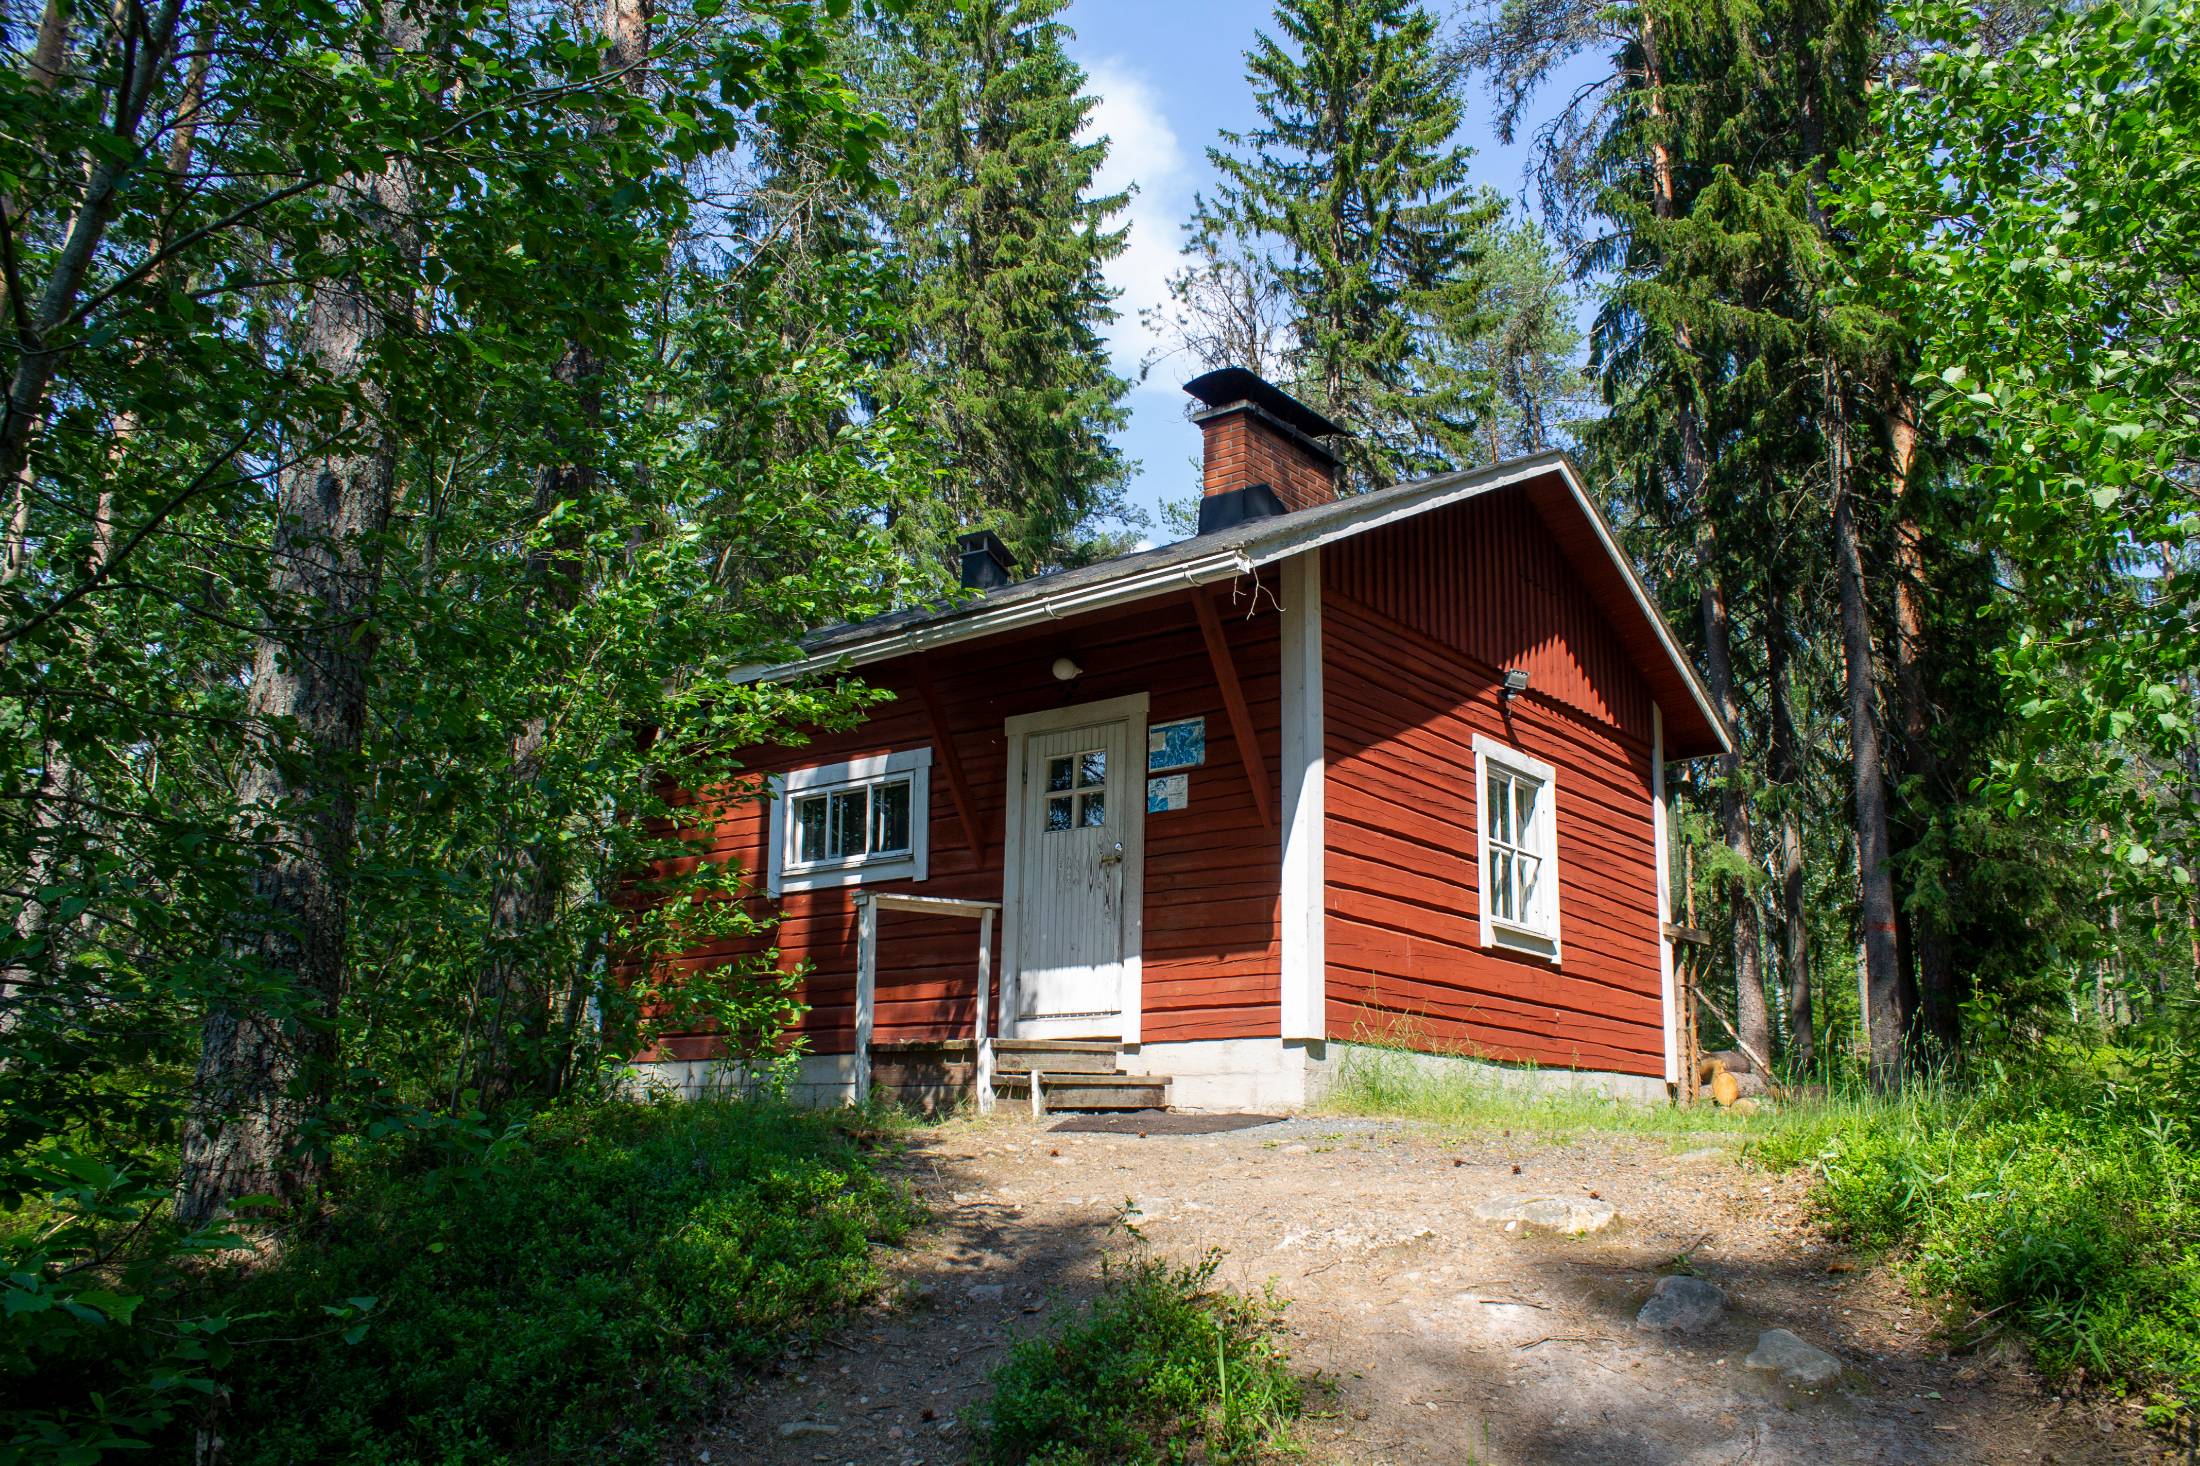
[{"x1": 738, "y1": 451, "x2": 1729, "y2": 755}]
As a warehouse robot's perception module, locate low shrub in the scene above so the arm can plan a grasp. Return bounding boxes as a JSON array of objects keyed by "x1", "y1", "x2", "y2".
[
  {"x1": 975, "y1": 1251, "x2": 1302, "y2": 1465},
  {"x1": 2, "y1": 1097, "x2": 916, "y2": 1465},
  {"x1": 1752, "y1": 1058, "x2": 2200, "y2": 1413}
]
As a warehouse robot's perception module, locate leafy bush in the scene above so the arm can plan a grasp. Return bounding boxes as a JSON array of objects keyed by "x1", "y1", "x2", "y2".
[
  {"x1": 1753, "y1": 1056, "x2": 2200, "y2": 1412},
  {"x1": 975, "y1": 1251, "x2": 1302, "y2": 1466},
  {"x1": 3, "y1": 1097, "x2": 915, "y2": 1465}
]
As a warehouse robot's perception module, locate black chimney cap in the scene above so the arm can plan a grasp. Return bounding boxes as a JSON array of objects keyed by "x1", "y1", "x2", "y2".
[
  {"x1": 956, "y1": 529, "x2": 1014, "y2": 592},
  {"x1": 1183, "y1": 367, "x2": 1347, "y2": 440}
]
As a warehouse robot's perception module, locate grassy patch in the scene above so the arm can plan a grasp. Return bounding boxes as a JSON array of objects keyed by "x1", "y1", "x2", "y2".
[
  {"x1": 1318, "y1": 1041, "x2": 1760, "y2": 1142},
  {"x1": 200, "y1": 1097, "x2": 917, "y2": 1464},
  {"x1": 974, "y1": 1251, "x2": 1303, "y2": 1465},
  {"x1": 1752, "y1": 1061, "x2": 2200, "y2": 1415}
]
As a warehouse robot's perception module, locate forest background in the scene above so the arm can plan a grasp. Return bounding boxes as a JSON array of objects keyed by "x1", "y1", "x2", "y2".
[{"x1": 1, "y1": 0, "x2": 2195, "y2": 1456}]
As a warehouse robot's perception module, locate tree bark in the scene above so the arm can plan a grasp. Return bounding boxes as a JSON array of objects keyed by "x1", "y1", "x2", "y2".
[
  {"x1": 4, "y1": 17, "x2": 212, "y2": 1035},
  {"x1": 1830, "y1": 402, "x2": 1906, "y2": 1085},
  {"x1": 1883, "y1": 396, "x2": 1958, "y2": 1052},
  {"x1": 471, "y1": 0, "x2": 650, "y2": 1109},
  {"x1": 1767, "y1": 582, "x2": 1811, "y2": 1070},
  {"x1": 1636, "y1": 4, "x2": 1771, "y2": 1071},
  {"x1": 0, "y1": 0, "x2": 189, "y2": 490},
  {"x1": 176, "y1": 9, "x2": 421, "y2": 1225}
]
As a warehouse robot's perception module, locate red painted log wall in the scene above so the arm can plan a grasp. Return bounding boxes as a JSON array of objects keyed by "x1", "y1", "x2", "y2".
[
  {"x1": 640, "y1": 580, "x2": 1285, "y2": 1061},
  {"x1": 1322, "y1": 489, "x2": 1668, "y2": 1076}
]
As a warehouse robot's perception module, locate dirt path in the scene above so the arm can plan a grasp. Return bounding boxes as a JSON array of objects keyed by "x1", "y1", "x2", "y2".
[{"x1": 690, "y1": 1113, "x2": 2161, "y2": 1465}]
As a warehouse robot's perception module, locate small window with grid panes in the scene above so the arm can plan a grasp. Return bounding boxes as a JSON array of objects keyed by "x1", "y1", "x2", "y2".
[
  {"x1": 1473, "y1": 734, "x2": 1560, "y2": 959},
  {"x1": 768, "y1": 747, "x2": 931, "y2": 894},
  {"x1": 1042, "y1": 749, "x2": 1107, "y2": 832}
]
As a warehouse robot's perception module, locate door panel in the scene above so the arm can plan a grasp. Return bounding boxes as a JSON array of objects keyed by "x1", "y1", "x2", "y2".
[{"x1": 1016, "y1": 718, "x2": 1129, "y2": 1024}]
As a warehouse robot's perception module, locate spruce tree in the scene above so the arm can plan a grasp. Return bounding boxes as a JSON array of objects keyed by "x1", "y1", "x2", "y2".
[
  {"x1": 1181, "y1": 0, "x2": 1503, "y2": 491},
  {"x1": 873, "y1": 0, "x2": 1134, "y2": 569}
]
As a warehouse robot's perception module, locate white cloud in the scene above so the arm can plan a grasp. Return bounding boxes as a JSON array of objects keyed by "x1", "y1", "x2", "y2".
[{"x1": 1079, "y1": 58, "x2": 1191, "y2": 392}]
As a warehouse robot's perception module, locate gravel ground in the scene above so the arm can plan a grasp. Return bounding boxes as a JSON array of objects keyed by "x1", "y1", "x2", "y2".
[{"x1": 687, "y1": 1111, "x2": 2168, "y2": 1465}]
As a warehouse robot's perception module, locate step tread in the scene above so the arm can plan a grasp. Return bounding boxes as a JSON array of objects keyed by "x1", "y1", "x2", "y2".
[{"x1": 991, "y1": 1039, "x2": 1122, "y2": 1053}]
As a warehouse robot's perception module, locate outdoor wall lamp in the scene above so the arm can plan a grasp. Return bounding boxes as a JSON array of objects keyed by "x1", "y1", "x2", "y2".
[
  {"x1": 1051, "y1": 656, "x2": 1083, "y2": 683},
  {"x1": 1501, "y1": 667, "x2": 1531, "y2": 702}
]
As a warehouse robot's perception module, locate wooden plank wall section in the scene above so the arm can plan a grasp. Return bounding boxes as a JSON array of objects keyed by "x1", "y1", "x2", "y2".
[
  {"x1": 635, "y1": 579, "x2": 1286, "y2": 1062},
  {"x1": 1322, "y1": 487, "x2": 1668, "y2": 1076}
]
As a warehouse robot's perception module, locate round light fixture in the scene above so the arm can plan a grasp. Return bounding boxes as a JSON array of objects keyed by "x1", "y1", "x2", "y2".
[{"x1": 1051, "y1": 656, "x2": 1083, "y2": 682}]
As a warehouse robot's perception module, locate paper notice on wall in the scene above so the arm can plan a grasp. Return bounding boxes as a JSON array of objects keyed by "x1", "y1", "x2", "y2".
[
  {"x1": 1148, "y1": 717, "x2": 1206, "y2": 771},
  {"x1": 1147, "y1": 774, "x2": 1188, "y2": 813}
]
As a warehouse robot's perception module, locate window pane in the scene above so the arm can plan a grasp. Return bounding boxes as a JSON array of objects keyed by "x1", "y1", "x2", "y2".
[
  {"x1": 1490, "y1": 849, "x2": 1513, "y2": 921},
  {"x1": 795, "y1": 795, "x2": 828, "y2": 864},
  {"x1": 1517, "y1": 853, "x2": 1542, "y2": 923},
  {"x1": 1487, "y1": 771, "x2": 1511, "y2": 844},
  {"x1": 829, "y1": 788, "x2": 867, "y2": 859},
  {"x1": 1078, "y1": 750, "x2": 1107, "y2": 788},
  {"x1": 1046, "y1": 755, "x2": 1075, "y2": 793},
  {"x1": 1045, "y1": 793, "x2": 1073, "y2": 832},
  {"x1": 1078, "y1": 791, "x2": 1106, "y2": 828},
  {"x1": 1514, "y1": 778, "x2": 1542, "y2": 854},
  {"x1": 872, "y1": 779, "x2": 911, "y2": 855}
]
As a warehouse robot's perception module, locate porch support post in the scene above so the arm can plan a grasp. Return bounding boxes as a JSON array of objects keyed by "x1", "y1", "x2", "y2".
[
  {"x1": 914, "y1": 655, "x2": 985, "y2": 863},
  {"x1": 974, "y1": 906, "x2": 996, "y2": 1114},
  {"x1": 1193, "y1": 587, "x2": 1275, "y2": 832},
  {"x1": 1279, "y1": 550, "x2": 1326, "y2": 1042},
  {"x1": 854, "y1": 893, "x2": 876, "y2": 1106}
]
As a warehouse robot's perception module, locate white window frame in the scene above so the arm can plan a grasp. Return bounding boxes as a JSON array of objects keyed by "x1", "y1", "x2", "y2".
[
  {"x1": 766, "y1": 747, "x2": 932, "y2": 896},
  {"x1": 1473, "y1": 733, "x2": 1562, "y2": 963}
]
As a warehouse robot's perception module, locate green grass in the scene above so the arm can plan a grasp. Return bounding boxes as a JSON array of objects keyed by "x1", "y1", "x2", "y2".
[
  {"x1": 973, "y1": 1251, "x2": 1304, "y2": 1465},
  {"x1": 1317, "y1": 1041, "x2": 1764, "y2": 1142},
  {"x1": 1322, "y1": 1036, "x2": 2200, "y2": 1418},
  {"x1": 197, "y1": 1097, "x2": 917, "y2": 1464},
  {"x1": 1752, "y1": 1060, "x2": 2200, "y2": 1417}
]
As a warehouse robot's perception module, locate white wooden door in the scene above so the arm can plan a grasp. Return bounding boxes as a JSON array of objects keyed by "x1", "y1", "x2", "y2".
[{"x1": 1013, "y1": 716, "x2": 1133, "y2": 1031}]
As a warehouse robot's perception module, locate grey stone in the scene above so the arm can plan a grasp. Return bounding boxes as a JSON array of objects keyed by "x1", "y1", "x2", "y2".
[
  {"x1": 1471, "y1": 1193, "x2": 1617, "y2": 1234},
  {"x1": 965, "y1": 1282, "x2": 1005, "y2": 1303},
  {"x1": 1744, "y1": 1328, "x2": 1843, "y2": 1387},
  {"x1": 1635, "y1": 1275, "x2": 1728, "y2": 1333},
  {"x1": 777, "y1": 1420, "x2": 841, "y2": 1439}
]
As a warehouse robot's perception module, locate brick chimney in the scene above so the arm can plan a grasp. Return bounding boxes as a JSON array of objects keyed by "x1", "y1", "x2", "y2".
[{"x1": 1183, "y1": 367, "x2": 1344, "y2": 532}]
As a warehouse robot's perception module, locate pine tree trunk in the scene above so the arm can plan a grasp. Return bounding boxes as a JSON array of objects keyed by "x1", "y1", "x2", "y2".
[
  {"x1": 1694, "y1": 517, "x2": 1772, "y2": 1070},
  {"x1": 1767, "y1": 583, "x2": 1812, "y2": 1070},
  {"x1": 5, "y1": 23, "x2": 213, "y2": 1037},
  {"x1": 1884, "y1": 397, "x2": 1958, "y2": 1052},
  {"x1": 1830, "y1": 408, "x2": 1906, "y2": 1085},
  {"x1": 0, "y1": 0, "x2": 188, "y2": 490},
  {"x1": 176, "y1": 14, "x2": 422, "y2": 1224},
  {"x1": 472, "y1": 0, "x2": 650, "y2": 1108},
  {"x1": 1637, "y1": 3, "x2": 1771, "y2": 1070}
]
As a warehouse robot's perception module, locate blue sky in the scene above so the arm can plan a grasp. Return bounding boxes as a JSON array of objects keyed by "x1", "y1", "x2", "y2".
[{"x1": 1060, "y1": 0, "x2": 1602, "y2": 540}]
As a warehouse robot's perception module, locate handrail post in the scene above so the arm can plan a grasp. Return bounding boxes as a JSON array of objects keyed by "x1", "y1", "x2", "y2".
[
  {"x1": 854, "y1": 893, "x2": 876, "y2": 1107},
  {"x1": 975, "y1": 907, "x2": 996, "y2": 1113}
]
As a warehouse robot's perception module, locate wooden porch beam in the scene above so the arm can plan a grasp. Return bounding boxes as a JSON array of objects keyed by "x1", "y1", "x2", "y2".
[
  {"x1": 913, "y1": 655, "x2": 986, "y2": 863},
  {"x1": 1193, "y1": 590, "x2": 1275, "y2": 832}
]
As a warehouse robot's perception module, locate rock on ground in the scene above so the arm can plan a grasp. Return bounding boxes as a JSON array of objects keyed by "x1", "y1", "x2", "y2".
[
  {"x1": 1470, "y1": 1193, "x2": 1617, "y2": 1234},
  {"x1": 1635, "y1": 1274, "x2": 1728, "y2": 1333},
  {"x1": 1744, "y1": 1327, "x2": 1845, "y2": 1387}
]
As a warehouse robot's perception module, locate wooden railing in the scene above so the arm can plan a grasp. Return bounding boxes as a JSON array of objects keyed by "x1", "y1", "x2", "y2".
[{"x1": 852, "y1": 892, "x2": 1002, "y2": 1112}]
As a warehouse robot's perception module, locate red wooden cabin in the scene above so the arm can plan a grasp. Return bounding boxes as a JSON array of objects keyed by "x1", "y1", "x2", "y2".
[{"x1": 638, "y1": 370, "x2": 1729, "y2": 1111}]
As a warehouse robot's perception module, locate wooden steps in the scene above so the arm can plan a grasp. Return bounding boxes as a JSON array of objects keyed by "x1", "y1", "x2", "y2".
[{"x1": 868, "y1": 1037, "x2": 1169, "y2": 1113}]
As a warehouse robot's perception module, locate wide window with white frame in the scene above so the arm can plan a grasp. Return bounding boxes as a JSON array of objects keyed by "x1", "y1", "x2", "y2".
[
  {"x1": 767, "y1": 747, "x2": 932, "y2": 896},
  {"x1": 1472, "y1": 734, "x2": 1561, "y2": 960}
]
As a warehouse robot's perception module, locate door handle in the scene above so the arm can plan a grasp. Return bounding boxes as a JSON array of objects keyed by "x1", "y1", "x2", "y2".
[{"x1": 1098, "y1": 852, "x2": 1123, "y2": 866}]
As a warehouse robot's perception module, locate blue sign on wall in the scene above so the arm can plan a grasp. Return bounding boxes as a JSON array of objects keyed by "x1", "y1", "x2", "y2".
[{"x1": 1148, "y1": 717, "x2": 1206, "y2": 772}]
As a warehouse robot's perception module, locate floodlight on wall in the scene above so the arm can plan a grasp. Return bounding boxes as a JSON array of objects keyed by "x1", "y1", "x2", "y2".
[
  {"x1": 1051, "y1": 656, "x2": 1083, "y2": 683},
  {"x1": 1501, "y1": 667, "x2": 1531, "y2": 702}
]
